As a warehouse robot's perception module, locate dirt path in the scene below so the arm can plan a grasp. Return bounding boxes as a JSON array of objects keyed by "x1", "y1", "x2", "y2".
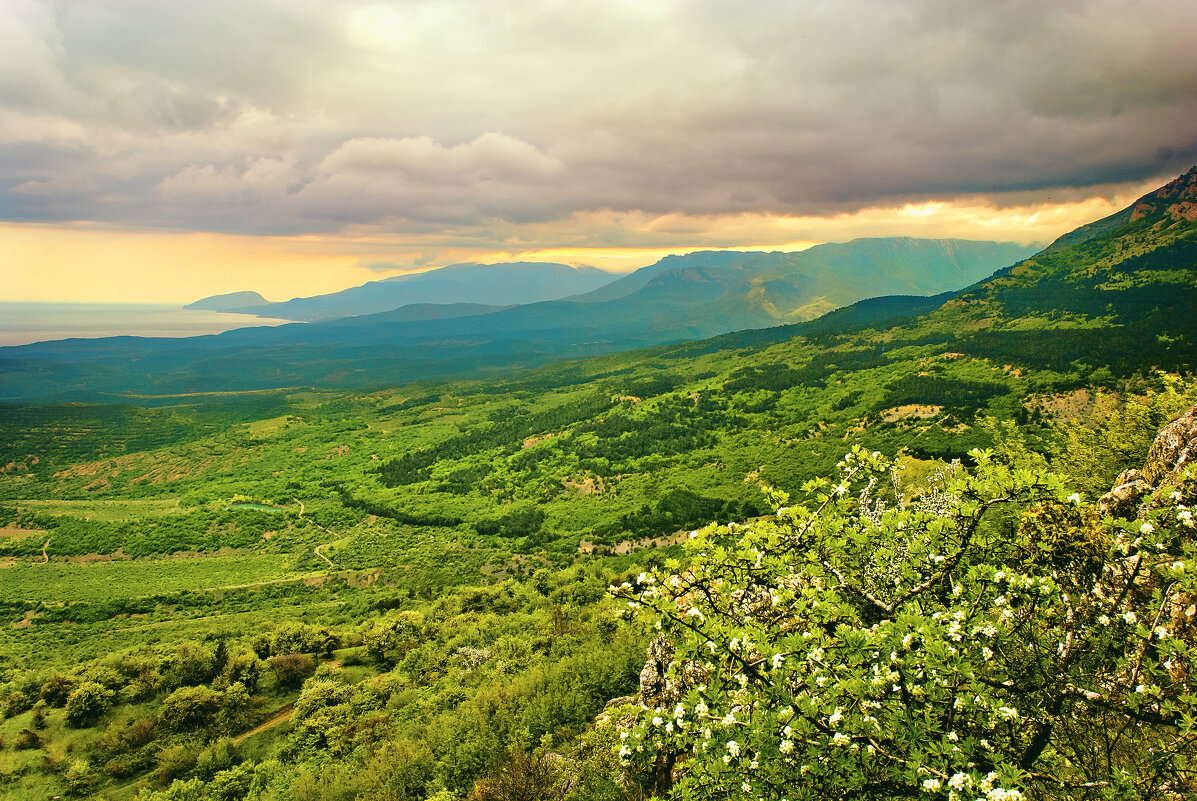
[
  {"x1": 41, "y1": 538, "x2": 49, "y2": 563},
  {"x1": 296, "y1": 497, "x2": 336, "y2": 568},
  {"x1": 234, "y1": 704, "x2": 294, "y2": 744}
]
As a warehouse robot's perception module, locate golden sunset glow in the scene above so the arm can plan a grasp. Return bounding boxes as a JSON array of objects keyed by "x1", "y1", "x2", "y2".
[{"x1": 0, "y1": 185, "x2": 1159, "y2": 302}]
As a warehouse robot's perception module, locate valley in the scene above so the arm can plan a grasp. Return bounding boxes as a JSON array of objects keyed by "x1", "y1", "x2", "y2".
[{"x1": 0, "y1": 170, "x2": 1195, "y2": 800}]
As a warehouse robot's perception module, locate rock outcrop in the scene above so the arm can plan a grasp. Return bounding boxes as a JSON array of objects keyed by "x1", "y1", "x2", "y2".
[{"x1": 1099, "y1": 405, "x2": 1197, "y2": 518}]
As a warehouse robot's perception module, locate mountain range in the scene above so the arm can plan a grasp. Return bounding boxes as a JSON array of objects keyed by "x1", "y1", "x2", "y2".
[
  {"x1": 0, "y1": 238, "x2": 1031, "y2": 402},
  {"x1": 188, "y1": 262, "x2": 615, "y2": 322}
]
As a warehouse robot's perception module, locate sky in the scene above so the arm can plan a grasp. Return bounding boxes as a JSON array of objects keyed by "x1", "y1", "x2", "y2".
[{"x1": 2, "y1": 0, "x2": 1196, "y2": 303}]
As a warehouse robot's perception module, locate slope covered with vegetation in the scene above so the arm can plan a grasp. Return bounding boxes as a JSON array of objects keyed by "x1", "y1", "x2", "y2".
[{"x1": 0, "y1": 169, "x2": 1194, "y2": 799}]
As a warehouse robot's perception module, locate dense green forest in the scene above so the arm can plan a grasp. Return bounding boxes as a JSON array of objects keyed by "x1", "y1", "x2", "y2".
[{"x1": 1, "y1": 171, "x2": 1196, "y2": 799}]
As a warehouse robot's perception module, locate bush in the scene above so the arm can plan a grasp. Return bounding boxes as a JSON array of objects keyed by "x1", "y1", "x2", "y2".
[
  {"x1": 155, "y1": 742, "x2": 198, "y2": 788},
  {"x1": 62, "y1": 758, "x2": 97, "y2": 797},
  {"x1": 270, "y1": 624, "x2": 340, "y2": 657},
  {"x1": 1, "y1": 689, "x2": 32, "y2": 718},
  {"x1": 158, "y1": 685, "x2": 222, "y2": 733},
  {"x1": 469, "y1": 741, "x2": 571, "y2": 801},
  {"x1": 268, "y1": 653, "x2": 316, "y2": 689},
  {"x1": 168, "y1": 641, "x2": 217, "y2": 687},
  {"x1": 40, "y1": 674, "x2": 78, "y2": 707},
  {"x1": 13, "y1": 727, "x2": 40, "y2": 750},
  {"x1": 194, "y1": 737, "x2": 240, "y2": 780},
  {"x1": 64, "y1": 681, "x2": 115, "y2": 728},
  {"x1": 215, "y1": 647, "x2": 262, "y2": 692},
  {"x1": 364, "y1": 611, "x2": 424, "y2": 666}
]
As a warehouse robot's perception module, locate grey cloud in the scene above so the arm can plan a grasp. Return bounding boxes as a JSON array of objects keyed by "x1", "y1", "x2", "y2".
[{"x1": 2, "y1": 0, "x2": 1197, "y2": 234}]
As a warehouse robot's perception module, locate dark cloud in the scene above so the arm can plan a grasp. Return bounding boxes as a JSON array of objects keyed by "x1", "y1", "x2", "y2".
[{"x1": 2, "y1": 0, "x2": 1196, "y2": 235}]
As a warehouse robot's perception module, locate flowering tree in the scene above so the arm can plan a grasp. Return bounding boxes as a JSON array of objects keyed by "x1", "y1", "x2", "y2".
[{"x1": 612, "y1": 447, "x2": 1197, "y2": 800}]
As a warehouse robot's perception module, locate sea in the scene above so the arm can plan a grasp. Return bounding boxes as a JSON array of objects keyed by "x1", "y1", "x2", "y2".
[{"x1": 0, "y1": 303, "x2": 300, "y2": 347}]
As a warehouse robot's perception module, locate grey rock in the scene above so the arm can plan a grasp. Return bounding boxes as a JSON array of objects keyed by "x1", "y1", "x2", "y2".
[
  {"x1": 1099, "y1": 405, "x2": 1197, "y2": 517},
  {"x1": 1098, "y1": 478, "x2": 1153, "y2": 518},
  {"x1": 1143, "y1": 406, "x2": 1197, "y2": 486}
]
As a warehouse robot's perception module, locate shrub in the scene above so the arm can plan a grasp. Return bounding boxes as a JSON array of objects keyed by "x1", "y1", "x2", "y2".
[
  {"x1": 155, "y1": 742, "x2": 198, "y2": 788},
  {"x1": 13, "y1": 727, "x2": 41, "y2": 750},
  {"x1": 168, "y1": 641, "x2": 217, "y2": 687},
  {"x1": 158, "y1": 685, "x2": 222, "y2": 733},
  {"x1": 40, "y1": 674, "x2": 78, "y2": 707},
  {"x1": 268, "y1": 653, "x2": 316, "y2": 689},
  {"x1": 469, "y1": 741, "x2": 571, "y2": 801},
  {"x1": 62, "y1": 758, "x2": 97, "y2": 797},
  {"x1": 1, "y1": 689, "x2": 32, "y2": 718},
  {"x1": 64, "y1": 681, "x2": 114, "y2": 728}
]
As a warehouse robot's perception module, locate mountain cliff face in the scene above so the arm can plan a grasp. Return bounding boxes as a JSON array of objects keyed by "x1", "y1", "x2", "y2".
[
  {"x1": 1126, "y1": 164, "x2": 1197, "y2": 225},
  {"x1": 955, "y1": 166, "x2": 1197, "y2": 313}
]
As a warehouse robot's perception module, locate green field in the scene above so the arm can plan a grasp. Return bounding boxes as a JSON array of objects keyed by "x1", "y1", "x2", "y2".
[
  {"x1": 0, "y1": 553, "x2": 308, "y2": 602},
  {"x1": 14, "y1": 497, "x2": 184, "y2": 521}
]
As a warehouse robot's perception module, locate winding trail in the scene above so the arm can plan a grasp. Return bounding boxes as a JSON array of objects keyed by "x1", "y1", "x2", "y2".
[
  {"x1": 295, "y1": 497, "x2": 335, "y2": 569},
  {"x1": 40, "y1": 538, "x2": 49, "y2": 563}
]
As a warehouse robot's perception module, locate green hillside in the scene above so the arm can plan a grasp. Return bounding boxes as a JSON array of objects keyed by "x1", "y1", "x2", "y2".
[{"x1": 0, "y1": 169, "x2": 1195, "y2": 800}]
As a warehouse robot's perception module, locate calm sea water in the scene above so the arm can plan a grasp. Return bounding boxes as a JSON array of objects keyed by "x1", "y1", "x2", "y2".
[{"x1": 0, "y1": 303, "x2": 299, "y2": 347}]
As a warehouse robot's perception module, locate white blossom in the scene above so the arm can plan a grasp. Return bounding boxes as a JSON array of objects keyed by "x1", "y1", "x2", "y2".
[{"x1": 997, "y1": 706, "x2": 1019, "y2": 720}]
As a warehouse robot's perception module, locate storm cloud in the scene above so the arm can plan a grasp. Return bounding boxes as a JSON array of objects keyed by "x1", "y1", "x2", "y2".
[{"x1": 3, "y1": 0, "x2": 1197, "y2": 235}]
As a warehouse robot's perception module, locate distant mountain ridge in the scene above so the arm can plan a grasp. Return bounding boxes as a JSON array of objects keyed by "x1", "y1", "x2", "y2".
[
  {"x1": 0, "y1": 237, "x2": 1032, "y2": 402},
  {"x1": 215, "y1": 261, "x2": 615, "y2": 322}
]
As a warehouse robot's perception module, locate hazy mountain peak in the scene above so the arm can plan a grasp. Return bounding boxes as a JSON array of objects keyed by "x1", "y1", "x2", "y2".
[{"x1": 184, "y1": 291, "x2": 268, "y2": 311}]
